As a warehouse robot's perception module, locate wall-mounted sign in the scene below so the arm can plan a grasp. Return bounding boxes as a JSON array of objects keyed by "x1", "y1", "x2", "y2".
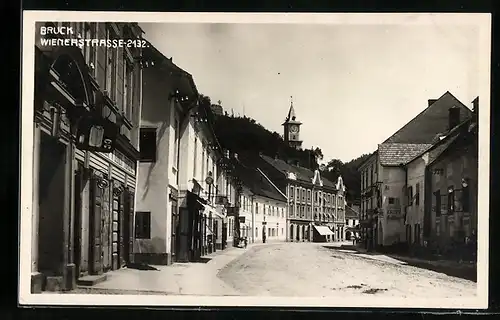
[
  {"x1": 75, "y1": 114, "x2": 119, "y2": 153},
  {"x1": 239, "y1": 216, "x2": 245, "y2": 223},
  {"x1": 226, "y1": 206, "x2": 239, "y2": 216}
]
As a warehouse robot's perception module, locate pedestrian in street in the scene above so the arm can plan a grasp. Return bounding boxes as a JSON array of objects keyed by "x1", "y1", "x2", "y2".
[{"x1": 244, "y1": 237, "x2": 248, "y2": 249}]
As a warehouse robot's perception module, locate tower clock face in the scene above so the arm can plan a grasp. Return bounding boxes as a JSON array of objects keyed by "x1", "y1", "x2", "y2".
[{"x1": 290, "y1": 125, "x2": 299, "y2": 133}]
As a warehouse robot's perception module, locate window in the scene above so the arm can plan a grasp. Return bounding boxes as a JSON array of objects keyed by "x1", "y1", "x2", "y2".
[
  {"x1": 308, "y1": 190, "x2": 311, "y2": 203},
  {"x1": 139, "y1": 128, "x2": 157, "y2": 162},
  {"x1": 135, "y1": 211, "x2": 151, "y2": 239},
  {"x1": 302, "y1": 189, "x2": 306, "y2": 202},
  {"x1": 201, "y1": 146, "x2": 206, "y2": 182},
  {"x1": 290, "y1": 186, "x2": 294, "y2": 199},
  {"x1": 123, "y1": 54, "x2": 134, "y2": 121},
  {"x1": 83, "y1": 23, "x2": 97, "y2": 77},
  {"x1": 415, "y1": 183, "x2": 420, "y2": 206},
  {"x1": 408, "y1": 186, "x2": 414, "y2": 206},
  {"x1": 447, "y1": 186, "x2": 455, "y2": 213},
  {"x1": 282, "y1": 228, "x2": 284, "y2": 235},
  {"x1": 255, "y1": 203, "x2": 259, "y2": 214},
  {"x1": 193, "y1": 137, "x2": 198, "y2": 178},
  {"x1": 462, "y1": 183, "x2": 471, "y2": 212},
  {"x1": 106, "y1": 26, "x2": 118, "y2": 102},
  {"x1": 173, "y1": 116, "x2": 180, "y2": 169},
  {"x1": 434, "y1": 190, "x2": 441, "y2": 215}
]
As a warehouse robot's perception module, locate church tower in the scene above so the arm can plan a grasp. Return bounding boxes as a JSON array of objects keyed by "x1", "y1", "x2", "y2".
[{"x1": 282, "y1": 96, "x2": 303, "y2": 150}]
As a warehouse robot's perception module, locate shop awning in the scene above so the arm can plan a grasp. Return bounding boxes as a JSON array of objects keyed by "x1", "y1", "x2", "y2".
[
  {"x1": 313, "y1": 225, "x2": 334, "y2": 236},
  {"x1": 197, "y1": 201, "x2": 225, "y2": 219}
]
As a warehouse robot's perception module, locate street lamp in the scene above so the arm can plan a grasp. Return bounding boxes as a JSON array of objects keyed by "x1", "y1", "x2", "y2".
[
  {"x1": 462, "y1": 178, "x2": 469, "y2": 188},
  {"x1": 205, "y1": 171, "x2": 214, "y2": 203}
]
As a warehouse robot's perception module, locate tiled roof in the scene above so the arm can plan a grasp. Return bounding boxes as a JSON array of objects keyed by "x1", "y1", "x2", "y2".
[
  {"x1": 378, "y1": 143, "x2": 433, "y2": 166},
  {"x1": 260, "y1": 155, "x2": 336, "y2": 188},
  {"x1": 232, "y1": 159, "x2": 286, "y2": 202},
  {"x1": 383, "y1": 91, "x2": 472, "y2": 144},
  {"x1": 345, "y1": 206, "x2": 359, "y2": 219},
  {"x1": 405, "y1": 116, "x2": 473, "y2": 165}
]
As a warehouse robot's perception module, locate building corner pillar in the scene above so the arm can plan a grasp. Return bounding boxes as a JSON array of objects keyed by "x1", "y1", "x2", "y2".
[
  {"x1": 62, "y1": 139, "x2": 76, "y2": 291},
  {"x1": 31, "y1": 122, "x2": 43, "y2": 293}
]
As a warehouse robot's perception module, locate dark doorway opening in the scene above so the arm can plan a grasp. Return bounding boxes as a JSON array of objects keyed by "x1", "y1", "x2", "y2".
[{"x1": 38, "y1": 133, "x2": 66, "y2": 279}]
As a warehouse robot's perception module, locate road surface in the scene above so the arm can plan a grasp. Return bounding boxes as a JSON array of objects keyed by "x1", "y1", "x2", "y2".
[{"x1": 217, "y1": 242, "x2": 476, "y2": 298}]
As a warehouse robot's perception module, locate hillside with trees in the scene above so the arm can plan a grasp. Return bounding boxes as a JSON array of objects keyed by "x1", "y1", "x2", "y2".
[
  {"x1": 204, "y1": 94, "x2": 370, "y2": 204},
  {"x1": 320, "y1": 154, "x2": 372, "y2": 205}
]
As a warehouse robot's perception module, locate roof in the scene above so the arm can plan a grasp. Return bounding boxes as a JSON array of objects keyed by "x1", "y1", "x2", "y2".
[
  {"x1": 232, "y1": 159, "x2": 287, "y2": 202},
  {"x1": 142, "y1": 40, "x2": 198, "y2": 97},
  {"x1": 378, "y1": 143, "x2": 433, "y2": 166},
  {"x1": 345, "y1": 206, "x2": 360, "y2": 219},
  {"x1": 260, "y1": 154, "x2": 336, "y2": 188},
  {"x1": 383, "y1": 91, "x2": 472, "y2": 144},
  {"x1": 406, "y1": 116, "x2": 473, "y2": 165},
  {"x1": 357, "y1": 150, "x2": 378, "y2": 171},
  {"x1": 282, "y1": 101, "x2": 302, "y2": 125}
]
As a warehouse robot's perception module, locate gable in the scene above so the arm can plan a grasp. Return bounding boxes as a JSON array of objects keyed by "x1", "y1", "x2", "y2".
[
  {"x1": 383, "y1": 92, "x2": 472, "y2": 144},
  {"x1": 312, "y1": 169, "x2": 323, "y2": 186},
  {"x1": 336, "y1": 176, "x2": 346, "y2": 192}
]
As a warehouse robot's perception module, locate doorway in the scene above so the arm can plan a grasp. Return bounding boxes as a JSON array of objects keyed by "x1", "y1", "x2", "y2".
[
  {"x1": 38, "y1": 133, "x2": 66, "y2": 278},
  {"x1": 171, "y1": 200, "x2": 179, "y2": 262}
]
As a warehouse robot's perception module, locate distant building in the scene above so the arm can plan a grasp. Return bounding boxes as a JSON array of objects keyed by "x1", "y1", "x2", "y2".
[
  {"x1": 345, "y1": 206, "x2": 360, "y2": 240},
  {"x1": 211, "y1": 103, "x2": 224, "y2": 116},
  {"x1": 282, "y1": 97, "x2": 303, "y2": 150},
  {"x1": 252, "y1": 154, "x2": 346, "y2": 243},
  {"x1": 233, "y1": 158, "x2": 288, "y2": 243},
  {"x1": 358, "y1": 91, "x2": 473, "y2": 251}
]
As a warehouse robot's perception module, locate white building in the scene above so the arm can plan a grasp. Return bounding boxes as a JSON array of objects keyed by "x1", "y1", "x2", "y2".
[
  {"x1": 232, "y1": 157, "x2": 288, "y2": 244},
  {"x1": 135, "y1": 44, "x2": 228, "y2": 264}
]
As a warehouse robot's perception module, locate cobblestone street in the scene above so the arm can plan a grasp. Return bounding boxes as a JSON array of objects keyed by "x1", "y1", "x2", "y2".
[{"x1": 217, "y1": 242, "x2": 477, "y2": 298}]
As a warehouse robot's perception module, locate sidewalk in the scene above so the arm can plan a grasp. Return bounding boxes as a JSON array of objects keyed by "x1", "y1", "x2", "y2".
[{"x1": 73, "y1": 244, "x2": 262, "y2": 296}]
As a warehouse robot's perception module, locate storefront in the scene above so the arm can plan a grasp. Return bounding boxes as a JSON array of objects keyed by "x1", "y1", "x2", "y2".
[{"x1": 32, "y1": 45, "x2": 139, "y2": 292}]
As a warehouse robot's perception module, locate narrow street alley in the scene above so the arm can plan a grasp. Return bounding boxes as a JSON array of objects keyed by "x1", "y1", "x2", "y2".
[{"x1": 217, "y1": 243, "x2": 477, "y2": 298}]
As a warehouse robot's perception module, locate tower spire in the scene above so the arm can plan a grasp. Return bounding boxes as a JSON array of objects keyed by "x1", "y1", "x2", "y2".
[{"x1": 286, "y1": 95, "x2": 296, "y2": 121}]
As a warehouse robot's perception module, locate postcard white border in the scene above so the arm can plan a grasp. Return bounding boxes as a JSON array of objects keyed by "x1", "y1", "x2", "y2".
[{"x1": 20, "y1": 11, "x2": 491, "y2": 309}]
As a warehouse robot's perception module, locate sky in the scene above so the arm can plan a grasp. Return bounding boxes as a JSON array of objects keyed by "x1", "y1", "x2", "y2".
[{"x1": 140, "y1": 18, "x2": 482, "y2": 163}]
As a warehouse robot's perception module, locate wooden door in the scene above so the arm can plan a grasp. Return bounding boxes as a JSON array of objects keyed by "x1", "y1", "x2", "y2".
[
  {"x1": 111, "y1": 186, "x2": 121, "y2": 270},
  {"x1": 73, "y1": 165, "x2": 83, "y2": 277},
  {"x1": 119, "y1": 189, "x2": 126, "y2": 268},
  {"x1": 89, "y1": 176, "x2": 103, "y2": 275},
  {"x1": 126, "y1": 189, "x2": 134, "y2": 264},
  {"x1": 171, "y1": 200, "x2": 179, "y2": 262},
  {"x1": 101, "y1": 182, "x2": 111, "y2": 271}
]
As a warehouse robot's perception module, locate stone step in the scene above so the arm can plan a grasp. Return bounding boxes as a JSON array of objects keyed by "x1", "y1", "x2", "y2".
[{"x1": 76, "y1": 274, "x2": 108, "y2": 286}]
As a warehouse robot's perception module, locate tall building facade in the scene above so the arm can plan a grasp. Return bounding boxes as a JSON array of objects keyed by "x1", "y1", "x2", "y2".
[{"x1": 32, "y1": 22, "x2": 143, "y2": 292}]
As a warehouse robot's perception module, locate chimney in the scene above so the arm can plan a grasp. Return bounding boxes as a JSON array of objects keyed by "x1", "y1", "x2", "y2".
[
  {"x1": 472, "y1": 96, "x2": 479, "y2": 116},
  {"x1": 428, "y1": 99, "x2": 438, "y2": 107},
  {"x1": 448, "y1": 106, "x2": 460, "y2": 130}
]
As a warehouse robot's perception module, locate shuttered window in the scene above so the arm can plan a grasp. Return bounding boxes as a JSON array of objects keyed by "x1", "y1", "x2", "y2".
[{"x1": 139, "y1": 128, "x2": 157, "y2": 162}]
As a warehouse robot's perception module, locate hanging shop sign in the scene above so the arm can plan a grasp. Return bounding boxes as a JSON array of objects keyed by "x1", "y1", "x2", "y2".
[
  {"x1": 75, "y1": 113, "x2": 120, "y2": 153},
  {"x1": 226, "y1": 206, "x2": 239, "y2": 216}
]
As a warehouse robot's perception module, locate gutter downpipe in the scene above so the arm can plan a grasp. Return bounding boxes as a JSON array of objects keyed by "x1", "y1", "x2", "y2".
[{"x1": 400, "y1": 162, "x2": 408, "y2": 248}]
